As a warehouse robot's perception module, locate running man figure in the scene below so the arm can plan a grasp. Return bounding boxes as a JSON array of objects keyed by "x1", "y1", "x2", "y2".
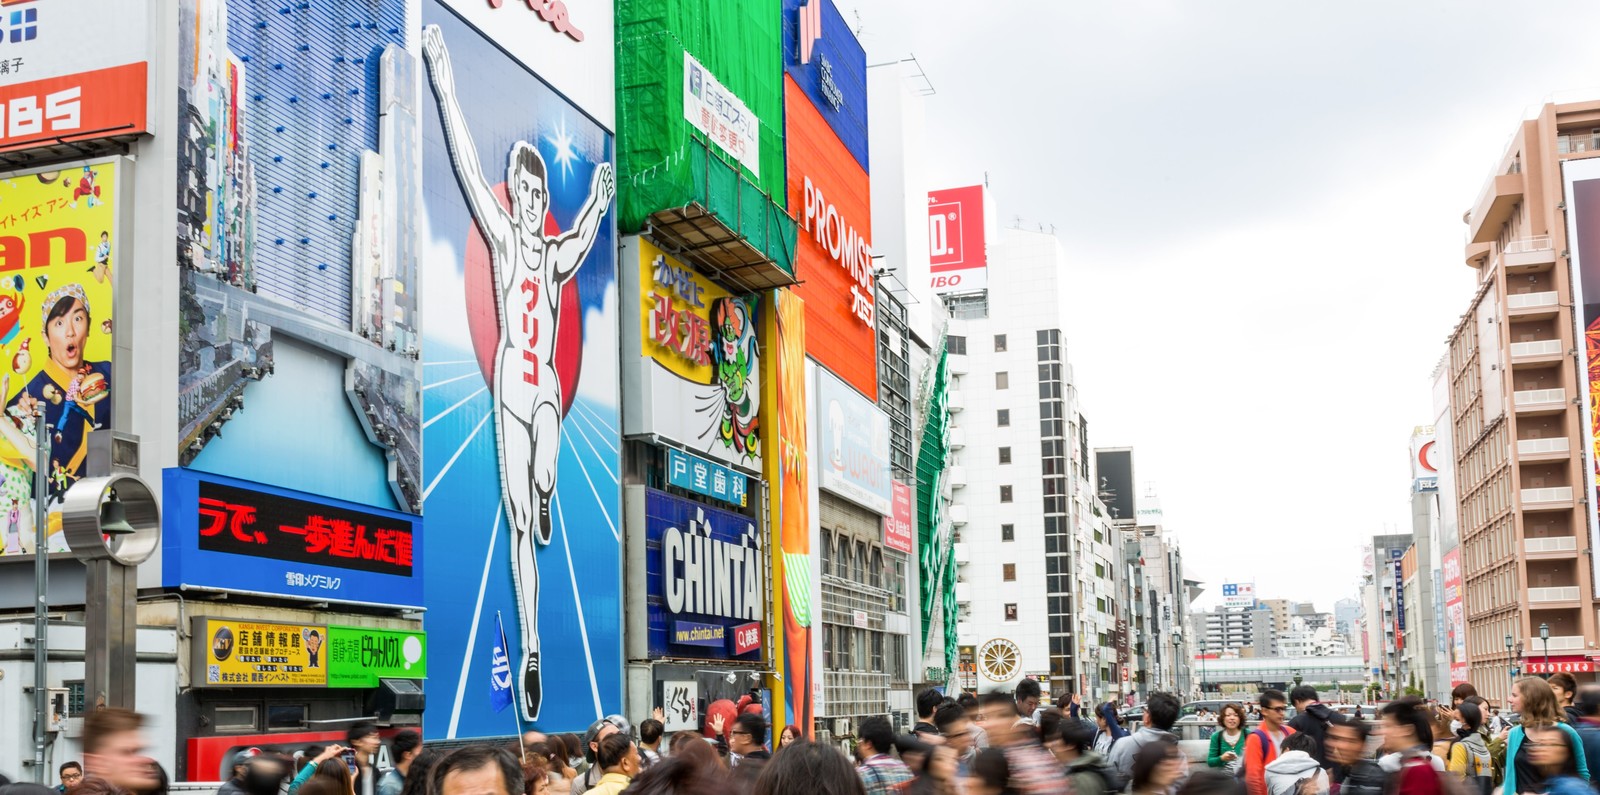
[{"x1": 423, "y1": 23, "x2": 615, "y2": 721}]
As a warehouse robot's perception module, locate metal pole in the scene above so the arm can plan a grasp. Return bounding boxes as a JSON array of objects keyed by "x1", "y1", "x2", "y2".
[{"x1": 32, "y1": 411, "x2": 49, "y2": 783}]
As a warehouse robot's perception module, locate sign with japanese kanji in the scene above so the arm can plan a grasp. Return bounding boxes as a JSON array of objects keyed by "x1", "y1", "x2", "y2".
[
  {"x1": 326, "y1": 626, "x2": 427, "y2": 688},
  {"x1": 194, "y1": 617, "x2": 328, "y2": 687},
  {"x1": 163, "y1": 468, "x2": 424, "y2": 608}
]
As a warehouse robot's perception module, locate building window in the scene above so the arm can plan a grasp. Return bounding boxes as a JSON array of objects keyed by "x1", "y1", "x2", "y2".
[
  {"x1": 948, "y1": 335, "x2": 967, "y2": 355},
  {"x1": 999, "y1": 447, "x2": 1012, "y2": 464},
  {"x1": 997, "y1": 409, "x2": 1010, "y2": 427},
  {"x1": 995, "y1": 372, "x2": 1009, "y2": 390},
  {"x1": 1002, "y1": 524, "x2": 1014, "y2": 541},
  {"x1": 1003, "y1": 563, "x2": 1016, "y2": 581},
  {"x1": 1000, "y1": 485, "x2": 1013, "y2": 503},
  {"x1": 994, "y1": 334, "x2": 1007, "y2": 352},
  {"x1": 1005, "y1": 604, "x2": 1019, "y2": 621}
]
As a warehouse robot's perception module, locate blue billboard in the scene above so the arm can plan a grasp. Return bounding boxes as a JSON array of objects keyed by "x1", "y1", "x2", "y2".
[
  {"x1": 644, "y1": 489, "x2": 765, "y2": 661},
  {"x1": 784, "y1": 0, "x2": 868, "y2": 172},
  {"x1": 162, "y1": 468, "x2": 423, "y2": 607},
  {"x1": 420, "y1": 0, "x2": 621, "y2": 736}
]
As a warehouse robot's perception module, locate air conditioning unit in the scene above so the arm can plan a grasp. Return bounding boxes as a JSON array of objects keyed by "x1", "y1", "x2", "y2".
[{"x1": 833, "y1": 717, "x2": 853, "y2": 737}]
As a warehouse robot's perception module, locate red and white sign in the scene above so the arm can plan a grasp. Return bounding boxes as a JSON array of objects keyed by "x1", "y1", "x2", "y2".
[
  {"x1": 928, "y1": 185, "x2": 988, "y2": 294},
  {"x1": 732, "y1": 621, "x2": 762, "y2": 655},
  {"x1": 1524, "y1": 658, "x2": 1595, "y2": 674},
  {"x1": 884, "y1": 480, "x2": 912, "y2": 554},
  {"x1": 0, "y1": 62, "x2": 146, "y2": 154}
]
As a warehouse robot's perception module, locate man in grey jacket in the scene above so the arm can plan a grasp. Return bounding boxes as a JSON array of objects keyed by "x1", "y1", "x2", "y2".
[{"x1": 1107, "y1": 691, "x2": 1188, "y2": 790}]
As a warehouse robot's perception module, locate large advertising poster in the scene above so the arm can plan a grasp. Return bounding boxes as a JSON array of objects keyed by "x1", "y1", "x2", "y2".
[
  {"x1": 1410, "y1": 426, "x2": 1438, "y2": 493},
  {"x1": 1441, "y1": 548, "x2": 1467, "y2": 685},
  {"x1": 642, "y1": 488, "x2": 764, "y2": 661},
  {"x1": 175, "y1": 0, "x2": 421, "y2": 513},
  {"x1": 622, "y1": 237, "x2": 761, "y2": 472},
  {"x1": 1565, "y1": 157, "x2": 1600, "y2": 577},
  {"x1": 0, "y1": 159, "x2": 121, "y2": 558},
  {"x1": 764, "y1": 289, "x2": 813, "y2": 734},
  {"x1": 928, "y1": 185, "x2": 988, "y2": 294},
  {"x1": 0, "y1": 0, "x2": 151, "y2": 153},
  {"x1": 815, "y1": 367, "x2": 892, "y2": 515},
  {"x1": 420, "y1": 0, "x2": 620, "y2": 734},
  {"x1": 785, "y1": 74, "x2": 875, "y2": 401}
]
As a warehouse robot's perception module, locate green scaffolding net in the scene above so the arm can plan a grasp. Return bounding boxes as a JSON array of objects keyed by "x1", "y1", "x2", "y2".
[{"x1": 616, "y1": 0, "x2": 794, "y2": 273}]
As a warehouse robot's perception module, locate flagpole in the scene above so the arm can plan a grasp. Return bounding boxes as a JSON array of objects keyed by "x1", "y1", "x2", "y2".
[{"x1": 497, "y1": 612, "x2": 527, "y2": 760}]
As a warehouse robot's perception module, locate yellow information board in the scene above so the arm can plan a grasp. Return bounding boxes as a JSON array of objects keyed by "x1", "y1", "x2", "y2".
[{"x1": 196, "y1": 618, "x2": 328, "y2": 687}]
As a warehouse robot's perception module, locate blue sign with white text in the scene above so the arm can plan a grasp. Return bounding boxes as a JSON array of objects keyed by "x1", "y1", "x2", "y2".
[
  {"x1": 784, "y1": 0, "x2": 868, "y2": 172},
  {"x1": 162, "y1": 468, "x2": 424, "y2": 608},
  {"x1": 667, "y1": 447, "x2": 750, "y2": 507},
  {"x1": 645, "y1": 489, "x2": 765, "y2": 661}
]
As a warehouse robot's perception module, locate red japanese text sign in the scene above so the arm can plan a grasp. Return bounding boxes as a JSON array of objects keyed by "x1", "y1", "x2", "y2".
[
  {"x1": 0, "y1": 62, "x2": 147, "y2": 154},
  {"x1": 884, "y1": 480, "x2": 912, "y2": 554},
  {"x1": 197, "y1": 479, "x2": 415, "y2": 576}
]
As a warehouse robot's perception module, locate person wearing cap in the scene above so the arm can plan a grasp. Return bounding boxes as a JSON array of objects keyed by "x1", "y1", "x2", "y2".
[
  {"x1": 575, "y1": 717, "x2": 625, "y2": 791},
  {"x1": 217, "y1": 751, "x2": 255, "y2": 795}
]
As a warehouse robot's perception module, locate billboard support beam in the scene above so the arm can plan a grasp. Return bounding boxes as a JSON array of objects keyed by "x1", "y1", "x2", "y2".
[{"x1": 31, "y1": 412, "x2": 49, "y2": 783}]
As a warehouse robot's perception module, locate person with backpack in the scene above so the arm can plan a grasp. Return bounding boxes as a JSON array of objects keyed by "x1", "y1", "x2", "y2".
[
  {"x1": 1265, "y1": 733, "x2": 1328, "y2": 795},
  {"x1": 1109, "y1": 692, "x2": 1186, "y2": 787},
  {"x1": 1209, "y1": 704, "x2": 1249, "y2": 773},
  {"x1": 1056, "y1": 716, "x2": 1121, "y2": 795},
  {"x1": 1445, "y1": 702, "x2": 1494, "y2": 795},
  {"x1": 1289, "y1": 686, "x2": 1336, "y2": 769},
  {"x1": 1505, "y1": 677, "x2": 1590, "y2": 795},
  {"x1": 1379, "y1": 698, "x2": 1449, "y2": 795},
  {"x1": 1245, "y1": 691, "x2": 1297, "y2": 795}
]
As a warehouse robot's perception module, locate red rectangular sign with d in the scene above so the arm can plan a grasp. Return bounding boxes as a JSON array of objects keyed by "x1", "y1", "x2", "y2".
[
  {"x1": 885, "y1": 480, "x2": 912, "y2": 553},
  {"x1": 929, "y1": 185, "x2": 987, "y2": 294},
  {"x1": 732, "y1": 621, "x2": 762, "y2": 655}
]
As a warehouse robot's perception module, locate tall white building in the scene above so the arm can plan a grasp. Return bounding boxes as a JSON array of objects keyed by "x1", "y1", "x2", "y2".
[{"x1": 948, "y1": 224, "x2": 1121, "y2": 697}]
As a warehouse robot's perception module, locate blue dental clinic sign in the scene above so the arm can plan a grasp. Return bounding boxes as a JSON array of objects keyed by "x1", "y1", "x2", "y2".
[
  {"x1": 163, "y1": 468, "x2": 423, "y2": 608},
  {"x1": 667, "y1": 447, "x2": 750, "y2": 508},
  {"x1": 784, "y1": 0, "x2": 867, "y2": 172},
  {"x1": 645, "y1": 489, "x2": 765, "y2": 660}
]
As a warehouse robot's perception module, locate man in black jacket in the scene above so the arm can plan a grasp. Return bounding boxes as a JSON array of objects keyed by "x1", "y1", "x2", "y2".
[
  {"x1": 1287, "y1": 685, "x2": 1335, "y2": 768},
  {"x1": 913, "y1": 688, "x2": 943, "y2": 737}
]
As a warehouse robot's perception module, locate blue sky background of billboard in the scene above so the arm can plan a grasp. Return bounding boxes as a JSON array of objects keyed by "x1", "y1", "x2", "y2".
[
  {"x1": 162, "y1": 467, "x2": 423, "y2": 607},
  {"x1": 176, "y1": 0, "x2": 422, "y2": 513},
  {"x1": 644, "y1": 488, "x2": 764, "y2": 661},
  {"x1": 419, "y1": 0, "x2": 621, "y2": 737},
  {"x1": 783, "y1": 0, "x2": 867, "y2": 173}
]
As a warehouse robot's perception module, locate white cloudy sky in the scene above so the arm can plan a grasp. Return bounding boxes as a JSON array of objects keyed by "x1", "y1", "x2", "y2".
[{"x1": 847, "y1": 1, "x2": 1600, "y2": 612}]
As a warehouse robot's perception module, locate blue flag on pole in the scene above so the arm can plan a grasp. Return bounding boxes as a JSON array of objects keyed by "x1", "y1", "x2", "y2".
[{"x1": 489, "y1": 613, "x2": 513, "y2": 713}]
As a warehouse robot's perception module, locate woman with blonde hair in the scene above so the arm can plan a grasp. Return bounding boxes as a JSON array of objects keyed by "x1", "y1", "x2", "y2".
[{"x1": 1503, "y1": 677, "x2": 1590, "y2": 794}]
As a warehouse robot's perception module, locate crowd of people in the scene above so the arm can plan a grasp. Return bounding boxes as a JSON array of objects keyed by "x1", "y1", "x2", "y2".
[{"x1": 19, "y1": 673, "x2": 1600, "y2": 795}]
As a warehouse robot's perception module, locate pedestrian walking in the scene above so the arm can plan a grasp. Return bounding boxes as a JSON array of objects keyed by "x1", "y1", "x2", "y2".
[
  {"x1": 578, "y1": 735, "x2": 637, "y2": 795},
  {"x1": 1383, "y1": 698, "x2": 1459, "y2": 795},
  {"x1": 1289, "y1": 686, "x2": 1336, "y2": 768},
  {"x1": 1130, "y1": 738, "x2": 1187, "y2": 795},
  {"x1": 1096, "y1": 702, "x2": 1130, "y2": 756},
  {"x1": 1552, "y1": 674, "x2": 1584, "y2": 726},
  {"x1": 1324, "y1": 715, "x2": 1384, "y2": 795},
  {"x1": 1505, "y1": 677, "x2": 1590, "y2": 795},
  {"x1": 379, "y1": 730, "x2": 423, "y2": 795},
  {"x1": 754, "y1": 740, "x2": 863, "y2": 795},
  {"x1": 1443, "y1": 702, "x2": 1494, "y2": 795},
  {"x1": 1209, "y1": 704, "x2": 1249, "y2": 773},
  {"x1": 1109, "y1": 692, "x2": 1185, "y2": 784},
  {"x1": 1517, "y1": 725, "x2": 1591, "y2": 795},
  {"x1": 1245, "y1": 691, "x2": 1297, "y2": 795},
  {"x1": 1571, "y1": 685, "x2": 1600, "y2": 784},
  {"x1": 854, "y1": 716, "x2": 914, "y2": 795},
  {"x1": 1264, "y1": 734, "x2": 1327, "y2": 795}
]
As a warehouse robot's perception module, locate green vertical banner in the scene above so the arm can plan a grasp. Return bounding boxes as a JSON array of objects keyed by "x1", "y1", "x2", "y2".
[{"x1": 326, "y1": 626, "x2": 428, "y2": 688}]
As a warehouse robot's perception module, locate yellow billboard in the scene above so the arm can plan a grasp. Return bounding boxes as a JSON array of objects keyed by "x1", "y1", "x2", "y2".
[
  {"x1": 0, "y1": 160, "x2": 118, "y2": 558},
  {"x1": 638, "y1": 237, "x2": 734, "y2": 382},
  {"x1": 196, "y1": 618, "x2": 329, "y2": 687}
]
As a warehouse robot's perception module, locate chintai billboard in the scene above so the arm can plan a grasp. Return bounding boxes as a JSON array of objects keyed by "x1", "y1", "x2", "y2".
[{"x1": 420, "y1": 0, "x2": 621, "y2": 735}]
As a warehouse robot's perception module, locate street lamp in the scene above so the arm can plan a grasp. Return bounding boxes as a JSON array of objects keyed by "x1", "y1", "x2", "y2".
[
  {"x1": 1541, "y1": 623, "x2": 1551, "y2": 677},
  {"x1": 1200, "y1": 637, "x2": 1208, "y2": 698},
  {"x1": 1505, "y1": 634, "x2": 1514, "y2": 702},
  {"x1": 1173, "y1": 634, "x2": 1183, "y2": 696}
]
